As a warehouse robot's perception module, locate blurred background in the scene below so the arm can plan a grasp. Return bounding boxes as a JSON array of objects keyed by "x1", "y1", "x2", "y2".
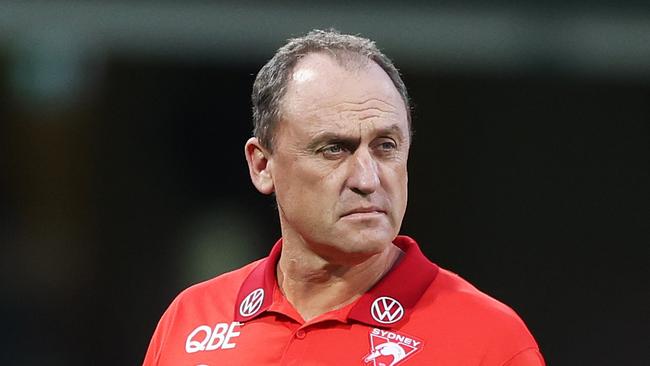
[{"x1": 1, "y1": 1, "x2": 648, "y2": 365}]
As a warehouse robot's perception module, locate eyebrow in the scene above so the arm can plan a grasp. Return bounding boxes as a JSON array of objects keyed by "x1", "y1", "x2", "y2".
[
  {"x1": 306, "y1": 124, "x2": 406, "y2": 150},
  {"x1": 306, "y1": 133, "x2": 359, "y2": 151}
]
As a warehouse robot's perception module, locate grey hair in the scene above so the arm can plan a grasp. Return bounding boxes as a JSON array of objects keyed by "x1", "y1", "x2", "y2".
[{"x1": 251, "y1": 29, "x2": 411, "y2": 151}]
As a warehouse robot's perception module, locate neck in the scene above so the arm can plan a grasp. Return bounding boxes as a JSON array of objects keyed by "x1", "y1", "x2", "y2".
[{"x1": 276, "y1": 237, "x2": 402, "y2": 322}]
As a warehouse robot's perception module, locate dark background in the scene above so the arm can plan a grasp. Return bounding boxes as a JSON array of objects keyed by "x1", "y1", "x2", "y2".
[{"x1": 1, "y1": 1, "x2": 648, "y2": 365}]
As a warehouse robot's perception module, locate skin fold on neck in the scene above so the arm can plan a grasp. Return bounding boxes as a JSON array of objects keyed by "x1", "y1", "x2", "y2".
[{"x1": 276, "y1": 237, "x2": 403, "y2": 322}]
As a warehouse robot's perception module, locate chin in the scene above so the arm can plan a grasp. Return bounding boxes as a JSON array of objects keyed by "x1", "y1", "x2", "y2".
[{"x1": 332, "y1": 229, "x2": 395, "y2": 257}]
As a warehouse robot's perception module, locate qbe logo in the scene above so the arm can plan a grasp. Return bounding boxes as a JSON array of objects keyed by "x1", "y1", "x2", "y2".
[
  {"x1": 370, "y1": 296, "x2": 404, "y2": 324},
  {"x1": 185, "y1": 322, "x2": 241, "y2": 353},
  {"x1": 239, "y1": 288, "x2": 264, "y2": 317}
]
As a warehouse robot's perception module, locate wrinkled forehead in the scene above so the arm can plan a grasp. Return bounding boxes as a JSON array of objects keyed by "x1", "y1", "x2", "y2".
[
  {"x1": 278, "y1": 57, "x2": 409, "y2": 144},
  {"x1": 300, "y1": 100, "x2": 407, "y2": 138}
]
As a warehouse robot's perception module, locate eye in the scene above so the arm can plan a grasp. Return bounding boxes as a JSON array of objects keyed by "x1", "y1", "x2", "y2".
[
  {"x1": 319, "y1": 143, "x2": 347, "y2": 159},
  {"x1": 323, "y1": 144, "x2": 342, "y2": 153},
  {"x1": 374, "y1": 139, "x2": 397, "y2": 152},
  {"x1": 379, "y1": 141, "x2": 397, "y2": 150}
]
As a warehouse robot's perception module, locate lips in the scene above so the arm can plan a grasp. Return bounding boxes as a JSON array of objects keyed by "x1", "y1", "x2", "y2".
[{"x1": 341, "y1": 206, "x2": 386, "y2": 217}]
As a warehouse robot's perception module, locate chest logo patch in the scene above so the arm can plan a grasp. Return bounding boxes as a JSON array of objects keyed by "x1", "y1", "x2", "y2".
[
  {"x1": 239, "y1": 288, "x2": 264, "y2": 317},
  {"x1": 186, "y1": 322, "x2": 241, "y2": 353},
  {"x1": 370, "y1": 296, "x2": 404, "y2": 324},
  {"x1": 363, "y1": 328, "x2": 423, "y2": 366}
]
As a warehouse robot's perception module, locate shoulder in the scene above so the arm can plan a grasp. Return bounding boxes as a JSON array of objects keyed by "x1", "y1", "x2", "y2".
[
  {"x1": 410, "y1": 267, "x2": 540, "y2": 360},
  {"x1": 427, "y1": 268, "x2": 526, "y2": 323},
  {"x1": 143, "y1": 260, "x2": 264, "y2": 365}
]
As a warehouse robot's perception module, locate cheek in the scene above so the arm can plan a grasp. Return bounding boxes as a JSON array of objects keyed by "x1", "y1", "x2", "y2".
[
  {"x1": 323, "y1": 168, "x2": 347, "y2": 193},
  {"x1": 385, "y1": 163, "x2": 408, "y2": 188},
  {"x1": 276, "y1": 161, "x2": 338, "y2": 204},
  {"x1": 385, "y1": 165, "x2": 409, "y2": 214}
]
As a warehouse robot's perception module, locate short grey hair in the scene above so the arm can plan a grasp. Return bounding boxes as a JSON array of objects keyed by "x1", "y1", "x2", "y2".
[{"x1": 251, "y1": 29, "x2": 411, "y2": 151}]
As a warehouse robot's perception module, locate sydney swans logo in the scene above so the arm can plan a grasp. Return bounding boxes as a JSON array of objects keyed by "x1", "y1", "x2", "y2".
[
  {"x1": 370, "y1": 297, "x2": 404, "y2": 324},
  {"x1": 363, "y1": 328, "x2": 423, "y2": 366},
  {"x1": 239, "y1": 288, "x2": 264, "y2": 317}
]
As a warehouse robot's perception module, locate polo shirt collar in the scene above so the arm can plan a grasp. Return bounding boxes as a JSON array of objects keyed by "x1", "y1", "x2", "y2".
[{"x1": 234, "y1": 235, "x2": 439, "y2": 328}]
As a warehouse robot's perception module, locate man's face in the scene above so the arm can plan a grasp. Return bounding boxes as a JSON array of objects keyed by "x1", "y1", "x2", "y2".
[{"x1": 268, "y1": 53, "x2": 410, "y2": 263}]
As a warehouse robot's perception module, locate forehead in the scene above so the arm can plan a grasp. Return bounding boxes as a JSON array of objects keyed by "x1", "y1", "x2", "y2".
[{"x1": 279, "y1": 53, "x2": 408, "y2": 136}]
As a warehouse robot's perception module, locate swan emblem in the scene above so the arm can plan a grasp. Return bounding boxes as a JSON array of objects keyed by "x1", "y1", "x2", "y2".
[{"x1": 363, "y1": 341, "x2": 406, "y2": 366}]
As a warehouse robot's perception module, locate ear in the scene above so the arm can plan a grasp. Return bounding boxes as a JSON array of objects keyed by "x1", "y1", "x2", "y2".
[{"x1": 244, "y1": 137, "x2": 275, "y2": 195}]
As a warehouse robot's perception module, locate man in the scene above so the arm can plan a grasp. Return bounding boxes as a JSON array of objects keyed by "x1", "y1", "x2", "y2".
[{"x1": 143, "y1": 29, "x2": 544, "y2": 365}]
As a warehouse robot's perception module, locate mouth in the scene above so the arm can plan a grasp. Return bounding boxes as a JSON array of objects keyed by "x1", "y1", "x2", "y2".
[{"x1": 341, "y1": 206, "x2": 387, "y2": 218}]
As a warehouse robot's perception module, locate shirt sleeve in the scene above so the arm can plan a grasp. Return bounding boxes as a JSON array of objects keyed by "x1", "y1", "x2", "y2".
[
  {"x1": 142, "y1": 297, "x2": 181, "y2": 366},
  {"x1": 502, "y1": 347, "x2": 545, "y2": 366}
]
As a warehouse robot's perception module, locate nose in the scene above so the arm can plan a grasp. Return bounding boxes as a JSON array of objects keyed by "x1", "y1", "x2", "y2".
[{"x1": 346, "y1": 149, "x2": 380, "y2": 195}]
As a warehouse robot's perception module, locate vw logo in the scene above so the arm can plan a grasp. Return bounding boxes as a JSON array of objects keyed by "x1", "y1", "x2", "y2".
[
  {"x1": 239, "y1": 288, "x2": 264, "y2": 317},
  {"x1": 370, "y1": 296, "x2": 404, "y2": 324}
]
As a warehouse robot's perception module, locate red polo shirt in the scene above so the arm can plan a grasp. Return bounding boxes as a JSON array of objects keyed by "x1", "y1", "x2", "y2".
[{"x1": 143, "y1": 236, "x2": 544, "y2": 366}]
